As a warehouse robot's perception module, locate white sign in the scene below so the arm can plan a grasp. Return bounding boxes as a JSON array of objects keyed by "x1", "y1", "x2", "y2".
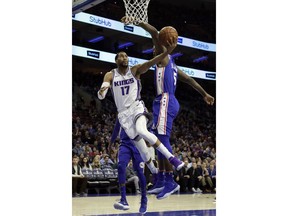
[{"x1": 72, "y1": 45, "x2": 216, "y2": 80}]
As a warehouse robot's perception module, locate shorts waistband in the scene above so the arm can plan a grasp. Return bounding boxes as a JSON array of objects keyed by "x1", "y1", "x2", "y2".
[
  {"x1": 156, "y1": 92, "x2": 175, "y2": 98},
  {"x1": 118, "y1": 100, "x2": 141, "y2": 113}
]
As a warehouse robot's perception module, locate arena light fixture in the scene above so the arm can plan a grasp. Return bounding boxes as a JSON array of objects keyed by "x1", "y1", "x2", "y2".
[
  {"x1": 142, "y1": 48, "x2": 154, "y2": 54},
  {"x1": 118, "y1": 42, "x2": 134, "y2": 49},
  {"x1": 171, "y1": 52, "x2": 183, "y2": 58},
  {"x1": 193, "y1": 56, "x2": 208, "y2": 63},
  {"x1": 88, "y1": 36, "x2": 105, "y2": 43}
]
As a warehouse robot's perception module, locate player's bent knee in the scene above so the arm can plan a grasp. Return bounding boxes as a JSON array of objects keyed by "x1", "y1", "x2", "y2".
[
  {"x1": 136, "y1": 126, "x2": 157, "y2": 144},
  {"x1": 118, "y1": 162, "x2": 127, "y2": 173},
  {"x1": 136, "y1": 126, "x2": 148, "y2": 138}
]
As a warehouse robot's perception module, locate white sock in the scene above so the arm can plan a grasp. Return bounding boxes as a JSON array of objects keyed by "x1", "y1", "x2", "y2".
[
  {"x1": 133, "y1": 139, "x2": 158, "y2": 174},
  {"x1": 133, "y1": 139, "x2": 151, "y2": 162},
  {"x1": 146, "y1": 161, "x2": 158, "y2": 174},
  {"x1": 156, "y1": 143, "x2": 173, "y2": 159}
]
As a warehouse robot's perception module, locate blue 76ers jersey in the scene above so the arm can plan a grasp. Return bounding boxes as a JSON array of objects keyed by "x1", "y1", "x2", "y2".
[
  {"x1": 152, "y1": 55, "x2": 180, "y2": 136},
  {"x1": 154, "y1": 55, "x2": 178, "y2": 96}
]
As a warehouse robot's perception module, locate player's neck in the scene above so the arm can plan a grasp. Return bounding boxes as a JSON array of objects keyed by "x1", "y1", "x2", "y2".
[{"x1": 117, "y1": 66, "x2": 128, "y2": 75}]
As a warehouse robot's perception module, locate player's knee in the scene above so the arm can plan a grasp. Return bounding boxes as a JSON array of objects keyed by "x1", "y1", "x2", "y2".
[
  {"x1": 136, "y1": 123, "x2": 148, "y2": 137},
  {"x1": 136, "y1": 126, "x2": 157, "y2": 144},
  {"x1": 135, "y1": 115, "x2": 148, "y2": 135},
  {"x1": 136, "y1": 169, "x2": 144, "y2": 178},
  {"x1": 118, "y1": 162, "x2": 126, "y2": 173},
  {"x1": 135, "y1": 165, "x2": 144, "y2": 175}
]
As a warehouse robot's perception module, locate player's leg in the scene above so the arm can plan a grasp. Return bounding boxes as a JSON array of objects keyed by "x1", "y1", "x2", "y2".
[
  {"x1": 152, "y1": 96, "x2": 181, "y2": 199},
  {"x1": 126, "y1": 175, "x2": 140, "y2": 193},
  {"x1": 147, "y1": 98, "x2": 166, "y2": 194},
  {"x1": 132, "y1": 149, "x2": 147, "y2": 214},
  {"x1": 132, "y1": 138, "x2": 158, "y2": 174},
  {"x1": 147, "y1": 156, "x2": 165, "y2": 194},
  {"x1": 114, "y1": 145, "x2": 131, "y2": 211},
  {"x1": 78, "y1": 176, "x2": 88, "y2": 197},
  {"x1": 72, "y1": 177, "x2": 80, "y2": 197},
  {"x1": 147, "y1": 137, "x2": 173, "y2": 195},
  {"x1": 135, "y1": 115, "x2": 184, "y2": 170},
  {"x1": 118, "y1": 105, "x2": 159, "y2": 175},
  {"x1": 156, "y1": 134, "x2": 180, "y2": 199}
]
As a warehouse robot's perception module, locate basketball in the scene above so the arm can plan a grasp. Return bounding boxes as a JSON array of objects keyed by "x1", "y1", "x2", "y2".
[{"x1": 158, "y1": 26, "x2": 178, "y2": 47}]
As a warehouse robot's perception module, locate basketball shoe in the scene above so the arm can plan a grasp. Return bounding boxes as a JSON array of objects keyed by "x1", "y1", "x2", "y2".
[
  {"x1": 156, "y1": 181, "x2": 180, "y2": 200},
  {"x1": 168, "y1": 157, "x2": 184, "y2": 171},
  {"x1": 139, "y1": 196, "x2": 147, "y2": 214},
  {"x1": 113, "y1": 199, "x2": 130, "y2": 210},
  {"x1": 147, "y1": 180, "x2": 165, "y2": 194}
]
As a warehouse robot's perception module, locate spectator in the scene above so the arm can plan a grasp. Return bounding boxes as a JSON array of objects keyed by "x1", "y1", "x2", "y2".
[
  {"x1": 190, "y1": 162, "x2": 202, "y2": 193},
  {"x1": 91, "y1": 155, "x2": 101, "y2": 169},
  {"x1": 101, "y1": 155, "x2": 114, "y2": 169},
  {"x1": 200, "y1": 162, "x2": 214, "y2": 192},
  {"x1": 72, "y1": 142, "x2": 85, "y2": 156},
  {"x1": 86, "y1": 146, "x2": 97, "y2": 161},
  {"x1": 109, "y1": 153, "x2": 118, "y2": 169},
  {"x1": 208, "y1": 163, "x2": 216, "y2": 192},
  {"x1": 72, "y1": 155, "x2": 88, "y2": 197},
  {"x1": 83, "y1": 143, "x2": 92, "y2": 155},
  {"x1": 80, "y1": 156, "x2": 92, "y2": 170},
  {"x1": 79, "y1": 153, "x2": 85, "y2": 162},
  {"x1": 210, "y1": 159, "x2": 216, "y2": 166},
  {"x1": 177, "y1": 158, "x2": 192, "y2": 192},
  {"x1": 80, "y1": 156, "x2": 94, "y2": 180},
  {"x1": 126, "y1": 160, "x2": 141, "y2": 194},
  {"x1": 88, "y1": 123, "x2": 95, "y2": 134},
  {"x1": 210, "y1": 148, "x2": 216, "y2": 159},
  {"x1": 82, "y1": 131, "x2": 94, "y2": 144}
]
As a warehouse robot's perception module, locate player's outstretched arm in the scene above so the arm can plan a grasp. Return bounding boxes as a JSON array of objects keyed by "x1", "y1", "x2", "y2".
[
  {"x1": 178, "y1": 68, "x2": 215, "y2": 105},
  {"x1": 120, "y1": 16, "x2": 158, "y2": 37},
  {"x1": 120, "y1": 16, "x2": 163, "y2": 53},
  {"x1": 138, "y1": 22, "x2": 164, "y2": 54},
  {"x1": 133, "y1": 38, "x2": 177, "y2": 76},
  {"x1": 138, "y1": 22, "x2": 159, "y2": 43},
  {"x1": 97, "y1": 71, "x2": 113, "y2": 100}
]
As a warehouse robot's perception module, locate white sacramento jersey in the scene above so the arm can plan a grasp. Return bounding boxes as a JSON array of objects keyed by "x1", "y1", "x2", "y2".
[{"x1": 111, "y1": 68, "x2": 141, "y2": 112}]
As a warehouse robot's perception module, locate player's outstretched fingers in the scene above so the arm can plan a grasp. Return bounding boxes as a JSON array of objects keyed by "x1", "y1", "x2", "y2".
[{"x1": 120, "y1": 16, "x2": 127, "y2": 23}]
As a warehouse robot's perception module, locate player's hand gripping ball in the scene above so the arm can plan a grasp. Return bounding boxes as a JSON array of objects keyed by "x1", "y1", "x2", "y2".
[{"x1": 158, "y1": 26, "x2": 178, "y2": 47}]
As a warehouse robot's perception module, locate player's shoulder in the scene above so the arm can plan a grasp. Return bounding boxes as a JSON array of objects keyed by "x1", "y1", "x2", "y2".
[
  {"x1": 101, "y1": 70, "x2": 113, "y2": 83},
  {"x1": 105, "y1": 70, "x2": 114, "y2": 77},
  {"x1": 130, "y1": 65, "x2": 141, "y2": 76},
  {"x1": 131, "y1": 64, "x2": 141, "y2": 71}
]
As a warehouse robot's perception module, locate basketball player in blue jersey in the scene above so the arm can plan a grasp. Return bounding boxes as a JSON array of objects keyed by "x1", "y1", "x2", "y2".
[
  {"x1": 98, "y1": 41, "x2": 185, "y2": 180},
  {"x1": 110, "y1": 118, "x2": 148, "y2": 214},
  {"x1": 121, "y1": 17, "x2": 215, "y2": 199}
]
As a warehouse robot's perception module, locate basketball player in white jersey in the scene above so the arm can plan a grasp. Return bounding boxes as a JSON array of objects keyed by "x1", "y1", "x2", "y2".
[
  {"x1": 97, "y1": 40, "x2": 185, "y2": 176},
  {"x1": 121, "y1": 16, "x2": 215, "y2": 199}
]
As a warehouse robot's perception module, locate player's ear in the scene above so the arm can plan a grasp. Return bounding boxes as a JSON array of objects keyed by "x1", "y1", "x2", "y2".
[{"x1": 115, "y1": 53, "x2": 119, "y2": 62}]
